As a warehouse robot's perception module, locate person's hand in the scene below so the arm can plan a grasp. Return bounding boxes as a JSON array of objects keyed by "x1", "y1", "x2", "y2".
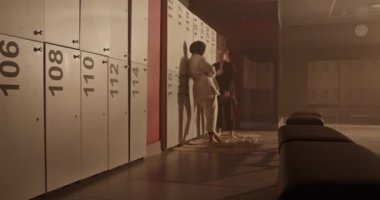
[
  {"x1": 224, "y1": 91, "x2": 230, "y2": 97},
  {"x1": 216, "y1": 68, "x2": 223, "y2": 75}
]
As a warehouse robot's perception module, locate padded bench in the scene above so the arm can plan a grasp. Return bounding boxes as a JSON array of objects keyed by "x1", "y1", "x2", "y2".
[
  {"x1": 286, "y1": 114, "x2": 324, "y2": 126},
  {"x1": 290, "y1": 111, "x2": 322, "y2": 118},
  {"x1": 278, "y1": 141, "x2": 380, "y2": 200},
  {"x1": 278, "y1": 125, "x2": 353, "y2": 149}
]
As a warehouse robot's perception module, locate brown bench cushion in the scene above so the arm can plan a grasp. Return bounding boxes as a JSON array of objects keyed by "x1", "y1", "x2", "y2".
[
  {"x1": 278, "y1": 142, "x2": 380, "y2": 200},
  {"x1": 286, "y1": 114, "x2": 324, "y2": 126},
  {"x1": 278, "y1": 125, "x2": 353, "y2": 149},
  {"x1": 290, "y1": 111, "x2": 322, "y2": 118}
]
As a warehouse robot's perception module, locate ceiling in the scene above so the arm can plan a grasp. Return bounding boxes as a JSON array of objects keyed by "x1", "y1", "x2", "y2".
[
  {"x1": 189, "y1": 0, "x2": 278, "y2": 59},
  {"x1": 189, "y1": 0, "x2": 278, "y2": 23},
  {"x1": 280, "y1": 0, "x2": 380, "y2": 26}
]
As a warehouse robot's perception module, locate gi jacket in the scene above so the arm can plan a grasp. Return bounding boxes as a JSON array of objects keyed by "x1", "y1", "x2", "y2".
[{"x1": 189, "y1": 54, "x2": 220, "y2": 103}]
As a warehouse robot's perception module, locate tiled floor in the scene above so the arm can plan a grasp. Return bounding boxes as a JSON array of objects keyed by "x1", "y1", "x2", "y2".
[
  {"x1": 33, "y1": 124, "x2": 380, "y2": 200},
  {"x1": 35, "y1": 132, "x2": 279, "y2": 200}
]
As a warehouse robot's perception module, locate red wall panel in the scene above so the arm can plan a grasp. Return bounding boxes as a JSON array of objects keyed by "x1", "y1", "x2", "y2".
[{"x1": 147, "y1": 0, "x2": 161, "y2": 144}]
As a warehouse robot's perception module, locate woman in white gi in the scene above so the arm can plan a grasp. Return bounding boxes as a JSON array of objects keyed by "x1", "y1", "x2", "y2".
[{"x1": 188, "y1": 41, "x2": 221, "y2": 143}]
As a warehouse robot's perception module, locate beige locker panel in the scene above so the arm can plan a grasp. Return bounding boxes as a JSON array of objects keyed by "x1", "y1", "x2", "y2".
[
  {"x1": 167, "y1": 70, "x2": 179, "y2": 148},
  {"x1": 45, "y1": 44, "x2": 81, "y2": 191},
  {"x1": 108, "y1": 58, "x2": 129, "y2": 169},
  {"x1": 167, "y1": 0, "x2": 178, "y2": 71},
  {"x1": 0, "y1": 35, "x2": 44, "y2": 199},
  {"x1": 210, "y1": 30, "x2": 217, "y2": 64},
  {"x1": 184, "y1": 8, "x2": 193, "y2": 57},
  {"x1": 204, "y1": 25, "x2": 210, "y2": 62},
  {"x1": 131, "y1": 0, "x2": 148, "y2": 64},
  {"x1": 130, "y1": 62, "x2": 147, "y2": 161},
  {"x1": 45, "y1": 0, "x2": 80, "y2": 48},
  {"x1": 340, "y1": 61, "x2": 356, "y2": 107},
  {"x1": 308, "y1": 61, "x2": 339, "y2": 106},
  {"x1": 0, "y1": 0, "x2": 45, "y2": 41},
  {"x1": 110, "y1": 0, "x2": 129, "y2": 61},
  {"x1": 81, "y1": 52, "x2": 108, "y2": 178},
  {"x1": 193, "y1": 15, "x2": 201, "y2": 42},
  {"x1": 339, "y1": 60, "x2": 380, "y2": 120},
  {"x1": 175, "y1": 1, "x2": 186, "y2": 72},
  {"x1": 167, "y1": 0, "x2": 185, "y2": 73},
  {"x1": 199, "y1": 19, "x2": 205, "y2": 43},
  {"x1": 81, "y1": 0, "x2": 110, "y2": 56}
]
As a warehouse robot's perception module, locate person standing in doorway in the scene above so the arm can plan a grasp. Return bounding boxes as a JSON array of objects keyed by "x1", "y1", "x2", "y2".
[
  {"x1": 188, "y1": 41, "x2": 221, "y2": 143},
  {"x1": 213, "y1": 49, "x2": 236, "y2": 137}
]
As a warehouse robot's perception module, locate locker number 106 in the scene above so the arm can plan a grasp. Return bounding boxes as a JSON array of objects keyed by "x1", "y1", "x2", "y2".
[{"x1": 0, "y1": 40, "x2": 20, "y2": 96}]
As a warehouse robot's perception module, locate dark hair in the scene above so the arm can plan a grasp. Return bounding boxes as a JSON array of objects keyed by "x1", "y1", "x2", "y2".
[{"x1": 189, "y1": 41, "x2": 206, "y2": 55}]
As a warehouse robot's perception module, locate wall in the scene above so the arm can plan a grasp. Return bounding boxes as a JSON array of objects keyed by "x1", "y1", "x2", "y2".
[
  {"x1": 147, "y1": 0, "x2": 160, "y2": 144},
  {"x1": 279, "y1": 22, "x2": 380, "y2": 121}
]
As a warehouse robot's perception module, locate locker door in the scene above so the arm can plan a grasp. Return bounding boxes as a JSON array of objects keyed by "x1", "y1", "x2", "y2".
[
  {"x1": 193, "y1": 15, "x2": 200, "y2": 42},
  {"x1": 183, "y1": 9, "x2": 196, "y2": 140},
  {"x1": 167, "y1": 70, "x2": 179, "y2": 148},
  {"x1": 0, "y1": 35, "x2": 44, "y2": 199},
  {"x1": 185, "y1": 8, "x2": 193, "y2": 57},
  {"x1": 130, "y1": 62, "x2": 147, "y2": 161},
  {"x1": 45, "y1": 44, "x2": 81, "y2": 192},
  {"x1": 81, "y1": 52, "x2": 108, "y2": 178},
  {"x1": 81, "y1": 0, "x2": 110, "y2": 56},
  {"x1": 45, "y1": 0, "x2": 80, "y2": 49},
  {"x1": 167, "y1": 0, "x2": 178, "y2": 71},
  {"x1": 204, "y1": 25, "x2": 209, "y2": 62},
  {"x1": 131, "y1": 0, "x2": 148, "y2": 64},
  {"x1": 110, "y1": 0, "x2": 129, "y2": 61},
  {"x1": 199, "y1": 20, "x2": 205, "y2": 43},
  {"x1": 0, "y1": 0, "x2": 45, "y2": 41},
  {"x1": 108, "y1": 58, "x2": 129, "y2": 169},
  {"x1": 211, "y1": 30, "x2": 217, "y2": 64}
]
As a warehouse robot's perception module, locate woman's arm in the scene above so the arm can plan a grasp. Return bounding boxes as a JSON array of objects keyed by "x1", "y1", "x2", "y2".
[{"x1": 200, "y1": 57, "x2": 216, "y2": 77}]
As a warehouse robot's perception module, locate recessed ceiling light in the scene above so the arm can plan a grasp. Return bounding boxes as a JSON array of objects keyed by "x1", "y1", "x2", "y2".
[
  {"x1": 355, "y1": 24, "x2": 368, "y2": 37},
  {"x1": 370, "y1": 3, "x2": 380, "y2": 8}
]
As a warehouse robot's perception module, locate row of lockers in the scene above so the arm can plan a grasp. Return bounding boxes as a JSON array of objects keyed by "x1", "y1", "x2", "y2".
[
  {"x1": 0, "y1": 0, "x2": 148, "y2": 64},
  {"x1": 167, "y1": 0, "x2": 217, "y2": 72},
  {"x1": 1, "y1": 0, "x2": 148, "y2": 199},
  {"x1": 0, "y1": 25, "x2": 147, "y2": 200},
  {"x1": 308, "y1": 60, "x2": 380, "y2": 106},
  {"x1": 166, "y1": 0, "x2": 218, "y2": 148}
]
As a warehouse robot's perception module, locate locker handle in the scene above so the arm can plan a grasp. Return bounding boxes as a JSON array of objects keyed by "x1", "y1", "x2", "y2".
[
  {"x1": 102, "y1": 60, "x2": 108, "y2": 64},
  {"x1": 33, "y1": 30, "x2": 43, "y2": 35},
  {"x1": 72, "y1": 39, "x2": 80, "y2": 44},
  {"x1": 73, "y1": 55, "x2": 80, "y2": 59},
  {"x1": 33, "y1": 47, "x2": 42, "y2": 52},
  {"x1": 124, "y1": 54, "x2": 129, "y2": 58},
  {"x1": 103, "y1": 48, "x2": 110, "y2": 52},
  {"x1": 36, "y1": 117, "x2": 40, "y2": 121}
]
